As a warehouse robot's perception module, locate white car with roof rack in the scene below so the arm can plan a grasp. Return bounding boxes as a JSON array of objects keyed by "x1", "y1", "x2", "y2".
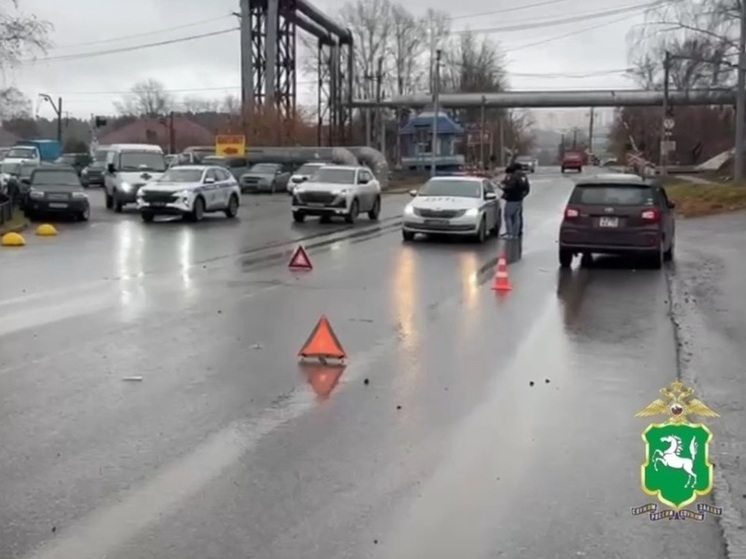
[
  {"x1": 136, "y1": 165, "x2": 241, "y2": 223},
  {"x1": 291, "y1": 165, "x2": 381, "y2": 223}
]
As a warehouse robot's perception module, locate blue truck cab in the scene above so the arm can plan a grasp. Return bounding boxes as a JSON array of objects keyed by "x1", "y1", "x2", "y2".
[{"x1": 5, "y1": 140, "x2": 61, "y2": 164}]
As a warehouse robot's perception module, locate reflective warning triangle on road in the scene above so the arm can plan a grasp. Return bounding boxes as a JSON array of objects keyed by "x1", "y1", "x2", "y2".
[
  {"x1": 288, "y1": 245, "x2": 313, "y2": 270},
  {"x1": 298, "y1": 315, "x2": 346, "y2": 360},
  {"x1": 301, "y1": 364, "x2": 346, "y2": 399}
]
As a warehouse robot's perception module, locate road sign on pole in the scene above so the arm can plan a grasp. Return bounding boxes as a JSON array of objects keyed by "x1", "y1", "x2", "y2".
[
  {"x1": 215, "y1": 134, "x2": 246, "y2": 156},
  {"x1": 663, "y1": 118, "x2": 675, "y2": 130}
]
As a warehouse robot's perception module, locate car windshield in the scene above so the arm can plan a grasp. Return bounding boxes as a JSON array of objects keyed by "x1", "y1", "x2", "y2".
[
  {"x1": 157, "y1": 168, "x2": 204, "y2": 183},
  {"x1": 250, "y1": 163, "x2": 278, "y2": 173},
  {"x1": 418, "y1": 179, "x2": 481, "y2": 198},
  {"x1": 570, "y1": 185, "x2": 656, "y2": 205},
  {"x1": 310, "y1": 167, "x2": 355, "y2": 184},
  {"x1": 119, "y1": 152, "x2": 166, "y2": 172},
  {"x1": 31, "y1": 170, "x2": 80, "y2": 186},
  {"x1": 7, "y1": 147, "x2": 37, "y2": 159},
  {"x1": 296, "y1": 164, "x2": 323, "y2": 176}
]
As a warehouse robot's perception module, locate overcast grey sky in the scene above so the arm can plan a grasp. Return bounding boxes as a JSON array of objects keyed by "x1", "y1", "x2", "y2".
[{"x1": 11, "y1": 0, "x2": 645, "y2": 118}]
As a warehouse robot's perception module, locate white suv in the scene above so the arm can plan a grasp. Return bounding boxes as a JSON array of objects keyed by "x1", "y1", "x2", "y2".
[
  {"x1": 136, "y1": 165, "x2": 241, "y2": 222},
  {"x1": 291, "y1": 165, "x2": 381, "y2": 223}
]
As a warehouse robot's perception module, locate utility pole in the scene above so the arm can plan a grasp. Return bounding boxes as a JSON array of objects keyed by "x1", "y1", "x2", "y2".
[
  {"x1": 430, "y1": 49, "x2": 441, "y2": 177},
  {"x1": 169, "y1": 111, "x2": 175, "y2": 154},
  {"x1": 660, "y1": 50, "x2": 672, "y2": 176},
  {"x1": 39, "y1": 94, "x2": 63, "y2": 144},
  {"x1": 572, "y1": 129, "x2": 577, "y2": 150},
  {"x1": 588, "y1": 107, "x2": 595, "y2": 156},
  {"x1": 735, "y1": 3, "x2": 746, "y2": 182},
  {"x1": 364, "y1": 72, "x2": 373, "y2": 147},
  {"x1": 498, "y1": 112, "x2": 505, "y2": 167},
  {"x1": 375, "y1": 56, "x2": 384, "y2": 153},
  {"x1": 480, "y1": 96, "x2": 486, "y2": 169}
]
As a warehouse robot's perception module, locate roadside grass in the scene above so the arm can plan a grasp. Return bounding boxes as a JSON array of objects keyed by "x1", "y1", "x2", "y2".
[
  {"x1": 0, "y1": 209, "x2": 28, "y2": 234},
  {"x1": 667, "y1": 182, "x2": 746, "y2": 218}
]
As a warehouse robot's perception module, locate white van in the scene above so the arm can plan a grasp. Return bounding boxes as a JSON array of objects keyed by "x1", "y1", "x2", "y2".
[{"x1": 104, "y1": 144, "x2": 167, "y2": 212}]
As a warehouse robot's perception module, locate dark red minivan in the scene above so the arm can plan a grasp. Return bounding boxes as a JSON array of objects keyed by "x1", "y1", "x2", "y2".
[{"x1": 558, "y1": 174, "x2": 676, "y2": 269}]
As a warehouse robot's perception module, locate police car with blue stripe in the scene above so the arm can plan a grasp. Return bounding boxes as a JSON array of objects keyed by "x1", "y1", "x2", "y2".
[{"x1": 136, "y1": 165, "x2": 241, "y2": 223}]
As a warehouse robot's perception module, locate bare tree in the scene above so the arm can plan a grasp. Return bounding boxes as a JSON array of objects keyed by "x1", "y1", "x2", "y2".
[
  {"x1": 221, "y1": 94, "x2": 240, "y2": 114},
  {"x1": 389, "y1": 6, "x2": 426, "y2": 96},
  {"x1": 0, "y1": 0, "x2": 52, "y2": 71},
  {"x1": 340, "y1": 0, "x2": 393, "y2": 99},
  {"x1": 627, "y1": 0, "x2": 737, "y2": 89},
  {"x1": 0, "y1": 86, "x2": 30, "y2": 120},
  {"x1": 0, "y1": 1, "x2": 51, "y2": 120},
  {"x1": 114, "y1": 79, "x2": 173, "y2": 117},
  {"x1": 181, "y1": 96, "x2": 220, "y2": 113}
]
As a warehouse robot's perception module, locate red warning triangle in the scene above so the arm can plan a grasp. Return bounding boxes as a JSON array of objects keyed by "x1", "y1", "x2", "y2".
[
  {"x1": 288, "y1": 245, "x2": 313, "y2": 270},
  {"x1": 298, "y1": 315, "x2": 346, "y2": 360}
]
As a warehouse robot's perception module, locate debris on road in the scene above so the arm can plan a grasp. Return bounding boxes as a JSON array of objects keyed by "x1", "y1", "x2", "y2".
[{"x1": 122, "y1": 376, "x2": 144, "y2": 382}]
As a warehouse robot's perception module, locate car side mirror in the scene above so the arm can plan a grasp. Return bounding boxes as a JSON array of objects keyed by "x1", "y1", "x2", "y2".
[
  {"x1": 107, "y1": 163, "x2": 116, "y2": 174},
  {"x1": 358, "y1": 178, "x2": 369, "y2": 185},
  {"x1": 408, "y1": 189, "x2": 417, "y2": 197},
  {"x1": 20, "y1": 178, "x2": 29, "y2": 184},
  {"x1": 204, "y1": 177, "x2": 215, "y2": 184},
  {"x1": 484, "y1": 191, "x2": 497, "y2": 200}
]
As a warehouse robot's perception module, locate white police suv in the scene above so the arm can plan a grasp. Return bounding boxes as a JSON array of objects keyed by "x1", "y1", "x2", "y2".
[{"x1": 136, "y1": 165, "x2": 241, "y2": 223}]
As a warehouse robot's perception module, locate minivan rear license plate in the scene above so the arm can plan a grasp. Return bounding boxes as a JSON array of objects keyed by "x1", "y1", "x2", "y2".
[
  {"x1": 424, "y1": 219, "x2": 449, "y2": 225},
  {"x1": 599, "y1": 217, "x2": 618, "y2": 227}
]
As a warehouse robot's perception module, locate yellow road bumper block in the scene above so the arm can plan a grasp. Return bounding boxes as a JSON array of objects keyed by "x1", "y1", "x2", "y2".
[
  {"x1": 1, "y1": 231, "x2": 26, "y2": 246},
  {"x1": 35, "y1": 223, "x2": 58, "y2": 236}
]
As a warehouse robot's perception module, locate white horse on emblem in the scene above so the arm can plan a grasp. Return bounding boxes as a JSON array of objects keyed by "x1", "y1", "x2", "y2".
[{"x1": 652, "y1": 435, "x2": 698, "y2": 488}]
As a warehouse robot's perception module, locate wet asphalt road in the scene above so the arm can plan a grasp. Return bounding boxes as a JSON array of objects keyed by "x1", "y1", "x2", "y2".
[{"x1": 0, "y1": 169, "x2": 727, "y2": 558}]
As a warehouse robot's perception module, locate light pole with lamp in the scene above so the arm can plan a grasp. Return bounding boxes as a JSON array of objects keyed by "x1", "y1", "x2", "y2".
[{"x1": 38, "y1": 94, "x2": 63, "y2": 145}]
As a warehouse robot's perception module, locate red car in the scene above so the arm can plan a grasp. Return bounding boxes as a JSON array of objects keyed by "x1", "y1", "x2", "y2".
[{"x1": 561, "y1": 152, "x2": 583, "y2": 173}]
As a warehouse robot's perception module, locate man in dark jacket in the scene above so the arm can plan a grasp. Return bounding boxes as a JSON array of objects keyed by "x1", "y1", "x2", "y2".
[{"x1": 501, "y1": 163, "x2": 527, "y2": 238}]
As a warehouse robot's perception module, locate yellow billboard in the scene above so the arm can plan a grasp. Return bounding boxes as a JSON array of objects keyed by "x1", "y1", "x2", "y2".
[{"x1": 215, "y1": 134, "x2": 246, "y2": 156}]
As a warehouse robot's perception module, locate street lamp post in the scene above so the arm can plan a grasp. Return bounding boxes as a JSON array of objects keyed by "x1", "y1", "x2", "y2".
[{"x1": 38, "y1": 94, "x2": 63, "y2": 145}]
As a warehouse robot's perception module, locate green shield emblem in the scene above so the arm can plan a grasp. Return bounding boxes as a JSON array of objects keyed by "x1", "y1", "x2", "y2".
[{"x1": 641, "y1": 423, "x2": 714, "y2": 510}]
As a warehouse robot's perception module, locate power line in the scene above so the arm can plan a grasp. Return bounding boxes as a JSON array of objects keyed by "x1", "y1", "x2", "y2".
[
  {"x1": 55, "y1": 81, "x2": 318, "y2": 96},
  {"x1": 50, "y1": 15, "x2": 233, "y2": 50},
  {"x1": 25, "y1": 27, "x2": 238, "y2": 63},
  {"x1": 449, "y1": 0, "x2": 575, "y2": 21},
  {"x1": 457, "y1": 1, "x2": 658, "y2": 35}
]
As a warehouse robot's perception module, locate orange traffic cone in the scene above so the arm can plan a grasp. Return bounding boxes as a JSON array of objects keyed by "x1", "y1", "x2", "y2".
[{"x1": 491, "y1": 253, "x2": 512, "y2": 291}]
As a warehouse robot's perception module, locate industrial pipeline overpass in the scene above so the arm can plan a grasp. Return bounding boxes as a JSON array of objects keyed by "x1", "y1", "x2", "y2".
[{"x1": 350, "y1": 89, "x2": 737, "y2": 108}]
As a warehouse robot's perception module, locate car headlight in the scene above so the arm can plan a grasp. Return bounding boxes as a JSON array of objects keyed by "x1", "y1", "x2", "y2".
[
  {"x1": 81, "y1": 168, "x2": 89, "y2": 176},
  {"x1": 465, "y1": 208, "x2": 479, "y2": 217},
  {"x1": 403, "y1": 204, "x2": 415, "y2": 216},
  {"x1": 71, "y1": 192, "x2": 88, "y2": 199},
  {"x1": 29, "y1": 189, "x2": 43, "y2": 198},
  {"x1": 120, "y1": 182, "x2": 132, "y2": 192},
  {"x1": 333, "y1": 188, "x2": 351, "y2": 195},
  {"x1": 174, "y1": 190, "x2": 191, "y2": 198}
]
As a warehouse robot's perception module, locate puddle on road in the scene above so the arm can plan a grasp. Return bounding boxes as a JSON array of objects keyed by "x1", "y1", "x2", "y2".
[{"x1": 299, "y1": 363, "x2": 347, "y2": 399}]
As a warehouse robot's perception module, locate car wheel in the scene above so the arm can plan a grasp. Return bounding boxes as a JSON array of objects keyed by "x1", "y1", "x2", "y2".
[
  {"x1": 368, "y1": 196, "x2": 381, "y2": 220},
  {"x1": 474, "y1": 217, "x2": 487, "y2": 243},
  {"x1": 225, "y1": 194, "x2": 239, "y2": 218},
  {"x1": 105, "y1": 192, "x2": 113, "y2": 209},
  {"x1": 649, "y1": 245, "x2": 663, "y2": 269},
  {"x1": 559, "y1": 248, "x2": 573, "y2": 268},
  {"x1": 78, "y1": 205, "x2": 90, "y2": 222},
  {"x1": 402, "y1": 230, "x2": 415, "y2": 242},
  {"x1": 141, "y1": 211, "x2": 154, "y2": 223},
  {"x1": 345, "y1": 199, "x2": 359, "y2": 224},
  {"x1": 191, "y1": 196, "x2": 205, "y2": 222},
  {"x1": 293, "y1": 211, "x2": 305, "y2": 223},
  {"x1": 663, "y1": 239, "x2": 674, "y2": 262}
]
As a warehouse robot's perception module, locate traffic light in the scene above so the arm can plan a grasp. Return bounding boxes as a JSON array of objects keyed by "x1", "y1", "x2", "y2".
[{"x1": 94, "y1": 116, "x2": 107, "y2": 128}]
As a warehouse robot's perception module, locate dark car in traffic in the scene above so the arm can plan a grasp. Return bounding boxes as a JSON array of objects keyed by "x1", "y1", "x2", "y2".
[
  {"x1": 558, "y1": 174, "x2": 675, "y2": 269},
  {"x1": 23, "y1": 166, "x2": 90, "y2": 221},
  {"x1": 81, "y1": 147, "x2": 110, "y2": 188}
]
